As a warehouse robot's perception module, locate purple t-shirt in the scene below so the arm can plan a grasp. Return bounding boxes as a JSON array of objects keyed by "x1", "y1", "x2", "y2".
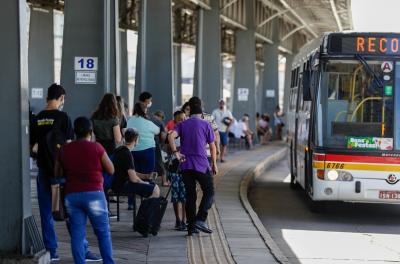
[{"x1": 174, "y1": 117, "x2": 215, "y2": 173}]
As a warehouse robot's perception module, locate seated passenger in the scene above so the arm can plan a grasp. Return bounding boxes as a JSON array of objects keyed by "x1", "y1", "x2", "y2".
[{"x1": 111, "y1": 128, "x2": 160, "y2": 198}]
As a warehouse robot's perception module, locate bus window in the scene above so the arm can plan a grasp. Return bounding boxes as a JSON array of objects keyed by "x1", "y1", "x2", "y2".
[{"x1": 318, "y1": 60, "x2": 394, "y2": 150}]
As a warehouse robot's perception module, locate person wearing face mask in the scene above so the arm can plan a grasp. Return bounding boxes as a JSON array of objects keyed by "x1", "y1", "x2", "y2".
[
  {"x1": 31, "y1": 83, "x2": 74, "y2": 261},
  {"x1": 32, "y1": 84, "x2": 102, "y2": 262},
  {"x1": 139, "y1": 91, "x2": 153, "y2": 109},
  {"x1": 110, "y1": 128, "x2": 160, "y2": 199}
]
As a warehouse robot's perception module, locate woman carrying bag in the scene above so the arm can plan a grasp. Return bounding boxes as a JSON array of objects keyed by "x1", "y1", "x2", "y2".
[{"x1": 55, "y1": 116, "x2": 115, "y2": 264}]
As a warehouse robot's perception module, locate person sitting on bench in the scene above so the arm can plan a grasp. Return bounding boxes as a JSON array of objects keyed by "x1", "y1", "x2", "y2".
[{"x1": 111, "y1": 128, "x2": 160, "y2": 198}]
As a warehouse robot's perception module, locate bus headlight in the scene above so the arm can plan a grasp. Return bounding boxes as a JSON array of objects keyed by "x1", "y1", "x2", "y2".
[
  {"x1": 338, "y1": 171, "x2": 353, "y2": 181},
  {"x1": 327, "y1": 170, "x2": 338, "y2": 181},
  {"x1": 326, "y1": 170, "x2": 353, "y2": 181}
]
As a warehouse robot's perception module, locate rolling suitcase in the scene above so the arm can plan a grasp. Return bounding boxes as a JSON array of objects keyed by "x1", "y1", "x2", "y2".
[{"x1": 134, "y1": 186, "x2": 172, "y2": 237}]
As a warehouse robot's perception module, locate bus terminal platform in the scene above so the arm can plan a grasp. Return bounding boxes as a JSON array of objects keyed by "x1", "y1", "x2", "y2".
[{"x1": 31, "y1": 144, "x2": 286, "y2": 264}]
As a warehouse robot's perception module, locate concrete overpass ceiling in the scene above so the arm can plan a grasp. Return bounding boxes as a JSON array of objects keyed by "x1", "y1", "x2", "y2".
[{"x1": 26, "y1": 0, "x2": 352, "y2": 58}]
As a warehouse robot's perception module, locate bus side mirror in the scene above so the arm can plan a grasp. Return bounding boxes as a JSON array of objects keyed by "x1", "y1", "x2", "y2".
[{"x1": 302, "y1": 69, "x2": 312, "y2": 101}]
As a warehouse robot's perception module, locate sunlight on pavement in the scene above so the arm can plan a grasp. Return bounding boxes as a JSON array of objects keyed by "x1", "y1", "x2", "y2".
[{"x1": 281, "y1": 229, "x2": 400, "y2": 263}]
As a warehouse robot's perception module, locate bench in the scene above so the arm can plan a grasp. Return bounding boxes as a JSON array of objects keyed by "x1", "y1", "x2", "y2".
[{"x1": 106, "y1": 191, "x2": 138, "y2": 230}]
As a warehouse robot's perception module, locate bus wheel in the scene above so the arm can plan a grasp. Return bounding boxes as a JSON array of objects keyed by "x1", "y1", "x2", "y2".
[
  {"x1": 307, "y1": 198, "x2": 325, "y2": 213},
  {"x1": 290, "y1": 174, "x2": 299, "y2": 189},
  {"x1": 289, "y1": 145, "x2": 299, "y2": 189}
]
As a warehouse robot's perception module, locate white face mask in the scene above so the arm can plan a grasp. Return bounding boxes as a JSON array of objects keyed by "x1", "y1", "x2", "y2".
[
  {"x1": 59, "y1": 102, "x2": 64, "y2": 111},
  {"x1": 147, "y1": 102, "x2": 152, "y2": 108}
]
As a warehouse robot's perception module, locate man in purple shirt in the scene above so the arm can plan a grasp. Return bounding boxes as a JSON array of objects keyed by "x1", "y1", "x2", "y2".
[{"x1": 168, "y1": 97, "x2": 218, "y2": 235}]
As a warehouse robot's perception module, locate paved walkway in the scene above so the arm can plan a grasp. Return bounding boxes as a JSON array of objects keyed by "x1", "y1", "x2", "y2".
[{"x1": 31, "y1": 144, "x2": 284, "y2": 263}]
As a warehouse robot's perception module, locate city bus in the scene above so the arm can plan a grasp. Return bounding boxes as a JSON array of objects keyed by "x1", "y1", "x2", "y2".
[{"x1": 287, "y1": 32, "x2": 400, "y2": 209}]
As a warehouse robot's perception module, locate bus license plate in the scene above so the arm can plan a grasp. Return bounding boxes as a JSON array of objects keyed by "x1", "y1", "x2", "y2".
[{"x1": 379, "y1": 191, "x2": 400, "y2": 200}]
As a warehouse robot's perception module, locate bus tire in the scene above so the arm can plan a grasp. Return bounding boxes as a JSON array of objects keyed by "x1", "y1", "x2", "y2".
[
  {"x1": 289, "y1": 144, "x2": 299, "y2": 189},
  {"x1": 307, "y1": 197, "x2": 325, "y2": 213}
]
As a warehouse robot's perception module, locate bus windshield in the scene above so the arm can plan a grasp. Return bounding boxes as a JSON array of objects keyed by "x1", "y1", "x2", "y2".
[{"x1": 317, "y1": 59, "x2": 395, "y2": 151}]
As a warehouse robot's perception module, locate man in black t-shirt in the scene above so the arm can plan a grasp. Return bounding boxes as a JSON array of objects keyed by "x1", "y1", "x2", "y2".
[
  {"x1": 112, "y1": 128, "x2": 160, "y2": 198},
  {"x1": 32, "y1": 84, "x2": 100, "y2": 262}
]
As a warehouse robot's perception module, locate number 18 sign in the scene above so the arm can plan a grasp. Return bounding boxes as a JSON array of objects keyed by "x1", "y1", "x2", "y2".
[{"x1": 74, "y1": 57, "x2": 98, "y2": 71}]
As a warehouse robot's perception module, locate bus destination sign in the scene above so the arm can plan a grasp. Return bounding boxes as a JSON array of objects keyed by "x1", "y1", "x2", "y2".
[{"x1": 328, "y1": 34, "x2": 400, "y2": 55}]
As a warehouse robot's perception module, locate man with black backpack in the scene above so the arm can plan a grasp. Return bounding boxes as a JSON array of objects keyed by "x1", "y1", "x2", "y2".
[{"x1": 32, "y1": 84, "x2": 101, "y2": 262}]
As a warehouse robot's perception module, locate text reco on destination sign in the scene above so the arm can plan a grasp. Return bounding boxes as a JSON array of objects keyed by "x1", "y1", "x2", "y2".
[{"x1": 328, "y1": 34, "x2": 400, "y2": 55}]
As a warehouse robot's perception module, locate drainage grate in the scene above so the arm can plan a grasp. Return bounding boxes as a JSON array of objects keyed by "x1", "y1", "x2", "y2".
[{"x1": 24, "y1": 216, "x2": 45, "y2": 255}]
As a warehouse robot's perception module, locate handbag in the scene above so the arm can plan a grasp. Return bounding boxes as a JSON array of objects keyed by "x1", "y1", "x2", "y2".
[{"x1": 51, "y1": 184, "x2": 67, "y2": 221}]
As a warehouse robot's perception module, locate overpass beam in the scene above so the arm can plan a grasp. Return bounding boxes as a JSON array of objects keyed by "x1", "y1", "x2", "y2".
[
  {"x1": 194, "y1": 0, "x2": 222, "y2": 112},
  {"x1": 233, "y1": 0, "x2": 256, "y2": 129},
  {"x1": 61, "y1": 0, "x2": 119, "y2": 119},
  {"x1": 0, "y1": 0, "x2": 45, "y2": 260},
  {"x1": 28, "y1": 8, "x2": 54, "y2": 114},
  {"x1": 136, "y1": 0, "x2": 174, "y2": 117}
]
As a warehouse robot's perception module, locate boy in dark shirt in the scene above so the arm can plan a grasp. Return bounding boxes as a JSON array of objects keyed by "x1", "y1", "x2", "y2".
[
  {"x1": 32, "y1": 84, "x2": 100, "y2": 262},
  {"x1": 112, "y1": 128, "x2": 160, "y2": 198}
]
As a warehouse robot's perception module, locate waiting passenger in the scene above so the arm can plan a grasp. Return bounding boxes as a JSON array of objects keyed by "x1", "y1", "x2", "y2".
[
  {"x1": 116, "y1": 96, "x2": 128, "y2": 132},
  {"x1": 92, "y1": 93, "x2": 122, "y2": 155},
  {"x1": 212, "y1": 99, "x2": 233, "y2": 163},
  {"x1": 126, "y1": 103, "x2": 160, "y2": 209},
  {"x1": 111, "y1": 128, "x2": 160, "y2": 198},
  {"x1": 139, "y1": 91, "x2": 153, "y2": 109},
  {"x1": 151, "y1": 110, "x2": 168, "y2": 186},
  {"x1": 32, "y1": 84, "x2": 100, "y2": 262},
  {"x1": 56, "y1": 117, "x2": 115, "y2": 264},
  {"x1": 168, "y1": 97, "x2": 218, "y2": 236},
  {"x1": 166, "y1": 110, "x2": 187, "y2": 231}
]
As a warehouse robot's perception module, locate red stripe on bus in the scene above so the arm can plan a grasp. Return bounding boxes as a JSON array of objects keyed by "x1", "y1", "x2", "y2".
[
  {"x1": 313, "y1": 154, "x2": 326, "y2": 161},
  {"x1": 325, "y1": 154, "x2": 400, "y2": 164}
]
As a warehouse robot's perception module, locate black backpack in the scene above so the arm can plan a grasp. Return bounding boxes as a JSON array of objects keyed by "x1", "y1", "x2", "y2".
[{"x1": 44, "y1": 119, "x2": 67, "y2": 175}]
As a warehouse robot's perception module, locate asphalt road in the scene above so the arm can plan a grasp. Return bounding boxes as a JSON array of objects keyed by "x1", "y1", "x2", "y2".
[{"x1": 248, "y1": 159, "x2": 400, "y2": 264}]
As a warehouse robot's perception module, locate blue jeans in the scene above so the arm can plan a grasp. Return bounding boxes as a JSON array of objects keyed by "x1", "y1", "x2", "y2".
[
  {"x1": 65, "y1": 191, "x2": 115, "y2": 264},
  {"x1": 37, "y1": 169, "x2": 89, "y2": 256}
]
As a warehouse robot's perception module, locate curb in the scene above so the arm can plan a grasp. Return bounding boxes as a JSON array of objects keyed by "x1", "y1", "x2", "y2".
[{"x1": 239, "y1": 147, "x2": 290, "y2": 264}]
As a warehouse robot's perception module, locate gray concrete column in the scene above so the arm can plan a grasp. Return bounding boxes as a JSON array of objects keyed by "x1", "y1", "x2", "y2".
[
  {"x1": 173, "y1": 44, "x2": 182, "y2": 107},
  {"x1": 0, "y1": 0, "x2": 32, "y2": 256},
  {"x1": 136, "y1": 0, "x2": 174, "y2": 118},
  {"x1": 28, "y1": 8, "x2": 54, "y2": 113},
  {"x1": 255, "y1": 65, "x2": 264, "y2": 115},
  {"x1": 61, "y1": 0, "x2": 117, "y2": 119},
  {"x1": 233, "y1": 0, "x2": 256, "y2": 129},
  {"x1": 194, "y1": 0, "x2": 222, "y2": 112},
  {"x1": 283, "y1": 54, "x2": 294, "y2": 115},
  {"x1": 120, "y1": 29, "x2": 129, "y2": 102},
  {"x1": 261, "y1": 42, "x2": 279, "y2": 118}
]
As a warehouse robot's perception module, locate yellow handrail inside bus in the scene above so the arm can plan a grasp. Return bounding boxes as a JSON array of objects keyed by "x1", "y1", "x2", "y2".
[
  {"x1": 334, "y1": 111, "x2": 347, "y2": 121},
  {"x1": 350, "y1": 97, "x2": 383, "y2": 122}
]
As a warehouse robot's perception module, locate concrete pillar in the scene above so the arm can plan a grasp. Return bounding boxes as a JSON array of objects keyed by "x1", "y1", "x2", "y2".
[
  {"x1": 0, "y1": 0, "x2": 35, "y2": 257},
  {"x1": 136, "y1": 0, "x2": 174, "y2": 118},
  {"x1": 261, "y1": 42, "x2": 280, "y2": 118},
  {"x1": 283, "y1": 54, "x2": 294, "y2": 115},
  {"x1": 233, "y1": 0, "x2": 256, "y2": 129},
  {"x1": 61, "y1": 0, "x2": 118, "y2": 119},
  {"x1": 255, "y1": 65, "x2": 264, "y2": 115},
  {"x1": 194, "y1": 0, "x2": 222, "y2": 112},
  {"x1": 120, "y1": 29, "x2": 129, "y2": 102},
  {"x1": 28, "y1": 8, "x2": 54, "y2": 114},
  {"x1": 173, "y1": 44, "x2": 182, "y2": 107}
]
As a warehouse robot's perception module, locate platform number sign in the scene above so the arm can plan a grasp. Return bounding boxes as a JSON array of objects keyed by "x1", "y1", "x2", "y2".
[
  {"x1": 74, "y1": 57, "x2": 98, "y2": 84},
  {"x1": 74, "y1": 57, "x2": 98, "y2": 71}
]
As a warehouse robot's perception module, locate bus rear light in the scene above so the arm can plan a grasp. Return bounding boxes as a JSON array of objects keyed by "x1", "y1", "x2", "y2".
[{"x1": 317, "y1": 169, "x2": 325, "y2": 179}]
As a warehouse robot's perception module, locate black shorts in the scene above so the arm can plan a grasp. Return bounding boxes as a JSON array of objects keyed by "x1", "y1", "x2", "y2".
[{"x1": 122, "y1": 181, "x2": 155, "y2": 198}]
